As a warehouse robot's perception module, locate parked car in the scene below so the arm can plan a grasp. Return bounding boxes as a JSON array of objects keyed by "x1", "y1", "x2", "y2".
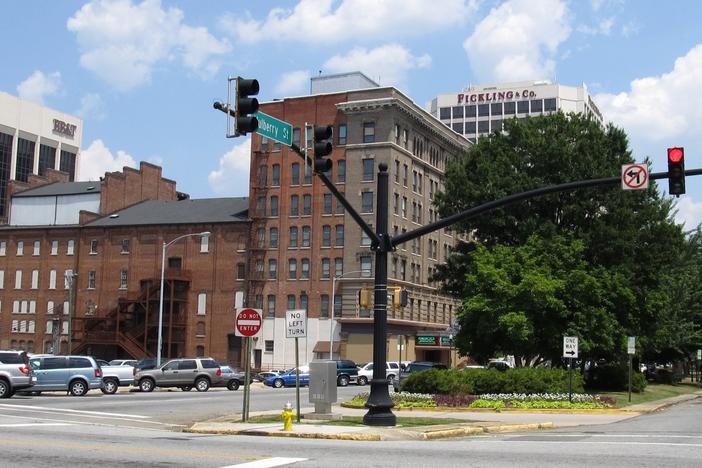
[
  {"x1": 109, "y1": 359, "x2": 137, "y2": 367},
  {"x1": 357, "y1": 361, "x2": 401, "y2": 385},
  {"x1": 27, "y1": 355, "x2": 103, "y2": 396},
  {"x1": 486, "y1": 360, "x2": 513, "y2": 371},
  {"x1": 99, "y1": 361, "x2": 136, "y2": 394},
  {"x1": 255, "y1": 370, "x2": 282, "y2": 382},
  {"x1": 393, "y1": 361, "x2": 447, "y2": 392},
  {"x1": 0, "y1": 350, "x2": 35, "y2": 398},
  {"x1": 213, "y1": 365, "x2": 247, "y2": 391},
  {"x1": 331, "y1": 359, "x2": 359, "y2": 386},
  {"x1": 133, "y1": 357, "x2": 222, "y2": 392},
  {"x1": 264, "y1": 367, "x2": 310, "y2": 388},
  {"x1": 132, "y1": 357, "x2": 165, "y2": 373}
]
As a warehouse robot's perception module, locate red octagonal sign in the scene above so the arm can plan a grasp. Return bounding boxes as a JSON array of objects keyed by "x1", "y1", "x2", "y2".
[{"x1": 235, "y1": 308, "x2": 262, "y2": 337}]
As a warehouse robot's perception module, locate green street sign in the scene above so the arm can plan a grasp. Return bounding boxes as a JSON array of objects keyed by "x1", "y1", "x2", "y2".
[{"x1": 255, "y1": 111, "x2": 292, "y2": 146}]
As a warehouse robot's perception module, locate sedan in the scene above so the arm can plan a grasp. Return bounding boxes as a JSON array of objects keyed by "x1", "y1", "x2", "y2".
[
  {"x1": 264, "y1": 368, "x2": 310, "y2": 388},
  {"x1": 213, "y1": 366, "x2": 247, "y2": 391}
]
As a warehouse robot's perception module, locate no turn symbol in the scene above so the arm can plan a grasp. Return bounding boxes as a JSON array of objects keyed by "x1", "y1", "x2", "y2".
[{"x1": 621, "y1": 164, "x2": 649, "y2": 190}]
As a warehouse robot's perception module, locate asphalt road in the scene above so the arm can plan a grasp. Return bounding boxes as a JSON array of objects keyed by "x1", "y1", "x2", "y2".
[{"x1": 0, "y1": 390, "x2": 700, "y2": 467}]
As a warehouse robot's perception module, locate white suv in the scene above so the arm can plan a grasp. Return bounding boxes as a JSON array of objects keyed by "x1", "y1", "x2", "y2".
[{"x1": 357, "y1": 361, "x2": 401, "y2": 385}]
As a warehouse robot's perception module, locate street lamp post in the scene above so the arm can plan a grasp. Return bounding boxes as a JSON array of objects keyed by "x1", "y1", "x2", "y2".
[
  {"x1": 157, "y1": 231, "x2": 210, "y2": 367},
  {"x1": 330, "y1": 270, "x2": 365, "y2": 360}
]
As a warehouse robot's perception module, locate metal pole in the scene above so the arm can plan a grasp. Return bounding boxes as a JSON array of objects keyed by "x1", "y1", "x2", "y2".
[
  {"x1": 363, "y1": 163, "x2": 395, "y2": 426},
  {"x1": 628, "y1": 355, "x2": 632, "y2": 403},
  {"x1": 157, "y1": 242, "x2": 166, "y2": 367},
  {"x1": 330, "y1": 275, "x2": 336, "y2": 361},
  {"x1": 67, "y1": 272, "x2": 76, "y2": 354},
  {"x1": 242, "y1": 336, "x2": 251, "y2": 422},
  {"x1": 568, "y1": 357, "x2": 573, "y2": 403},
  {"x1": 295, "y1": 337, "x2": 301, "y2": 423}
]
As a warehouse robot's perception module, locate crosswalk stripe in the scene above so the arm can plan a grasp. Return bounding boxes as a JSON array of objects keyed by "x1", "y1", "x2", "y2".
[
  {"x1": 220, "y1": 457, "x2": 308, "y2": 468},
  {"x1": 0, "y1": 423, "x2": 73, "y2": 427}
]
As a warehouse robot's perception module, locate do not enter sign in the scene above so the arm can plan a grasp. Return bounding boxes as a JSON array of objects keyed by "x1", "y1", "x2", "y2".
[{"x1": 235, "y1": 308, "x2": 262, "y2": 337}]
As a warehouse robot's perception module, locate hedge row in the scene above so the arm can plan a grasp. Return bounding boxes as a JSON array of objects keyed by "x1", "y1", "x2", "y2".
[
  {"x1": 586, "y1": 363, "x2": 647, "y2": 392},
  {"x1": 401, "y1": 368, "x2": 584, "y2": 395}
]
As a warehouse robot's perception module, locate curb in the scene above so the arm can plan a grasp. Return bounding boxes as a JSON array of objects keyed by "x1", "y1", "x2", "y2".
[
  {"x1": 185, "y1": 427, "x2": 383, "y2": 441},
  {"x1": 422, "y1": 422, "x2": 555, "y2": 440},
  {"x1": 340, "y1": 403, "x2": 637, "y2": 414}
]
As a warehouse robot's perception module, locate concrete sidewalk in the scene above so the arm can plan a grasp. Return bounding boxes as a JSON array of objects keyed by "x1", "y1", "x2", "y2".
[{"x1": 185, "y1": 391, "x2": 700, "y2": 441}]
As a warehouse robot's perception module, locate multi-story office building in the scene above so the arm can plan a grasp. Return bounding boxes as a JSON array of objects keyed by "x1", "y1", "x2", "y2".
[
  {"x1": 428, "y1": 80, "x2": 604, "y2": 142},
  {"x1": 247, "y1": 73, "x2": 471, "y2": 369},
  {"x1": 0, "y1": 92, "x2": 82, "y2": 222}
]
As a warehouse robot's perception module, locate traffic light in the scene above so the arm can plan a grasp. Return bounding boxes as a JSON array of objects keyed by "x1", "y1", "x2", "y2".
[
  {"x1": 392, "y1": 288, "x2": 408, "y2": 308},
  {"x1": 235, "y1": 77, "x2": 259, "y2": 136},
  {"x1": 667, "y1": 147, "x2": 685, "y2": 196},
  {"x1": 358, "y1": 288, "x2": 372, "y2": 309},
  {"x1": 313, "y1": 125, "x2": 333, "y2": 173}
]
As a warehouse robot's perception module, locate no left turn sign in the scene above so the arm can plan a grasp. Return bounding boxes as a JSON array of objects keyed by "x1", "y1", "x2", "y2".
[{"x1": 621, "y1": 164, "x2": 649, "y2": 190}]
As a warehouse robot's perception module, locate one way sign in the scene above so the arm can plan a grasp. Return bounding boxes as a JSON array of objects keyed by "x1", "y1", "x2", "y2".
[{"x1": 563, "y1": 336, "x2": 579, "y2": 359}]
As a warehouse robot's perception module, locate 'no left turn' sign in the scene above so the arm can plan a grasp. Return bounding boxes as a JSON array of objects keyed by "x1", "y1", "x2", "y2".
[{"x1": 621, "y1": 164, "x2": 649, "y2": 190}]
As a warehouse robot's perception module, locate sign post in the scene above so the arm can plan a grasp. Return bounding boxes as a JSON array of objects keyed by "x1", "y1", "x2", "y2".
[
  {"x1": 697, "y1": 349, "x2": 702, "y2": 383},
  {"x1": 235, "y1": 308, "x2": 263, "y2": 422},
  {"x1": 286, "y1": 309, "x2": 307, "y2": 423},
  {"x1": 563, "y1": 336, "x2": 579, "y2": 403},
  {"x1": 627, "y1": 336, "x2": 636, "y2": 402}
]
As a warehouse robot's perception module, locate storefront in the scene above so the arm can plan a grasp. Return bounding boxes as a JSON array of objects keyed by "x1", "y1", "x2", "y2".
[{"x1": 414, "y1": 334, "x2": 456, "y2": 367}]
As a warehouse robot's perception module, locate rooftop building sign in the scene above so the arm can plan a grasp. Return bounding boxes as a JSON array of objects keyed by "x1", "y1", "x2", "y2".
[{"x1": 457, "y1": 89, "x2": 538, "y2": 104}]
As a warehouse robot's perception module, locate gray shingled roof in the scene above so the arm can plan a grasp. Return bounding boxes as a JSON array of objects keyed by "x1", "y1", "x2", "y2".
[
  {"x1": 13, "y1": 181, "x2": 102, "y2": 197},
  {"x1": 85, "y1": 197, "x2": 249, "y2": 227}
]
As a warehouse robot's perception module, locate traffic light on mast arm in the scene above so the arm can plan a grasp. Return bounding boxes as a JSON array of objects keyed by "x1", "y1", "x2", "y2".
[
  {"x1": 235, "y1": 77, "x2": 259, "y2": 136},
  {"x1": 667, "y1": 147, "x2": 685, "y2": 196},
  {"x1": 313, "y1": 125, "x2": 333, "y2": 173}
]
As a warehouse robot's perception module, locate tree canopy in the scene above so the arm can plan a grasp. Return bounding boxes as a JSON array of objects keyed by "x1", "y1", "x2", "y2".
[{"x1": 433, "y1": 112, "x2": 699, "y2": 365}]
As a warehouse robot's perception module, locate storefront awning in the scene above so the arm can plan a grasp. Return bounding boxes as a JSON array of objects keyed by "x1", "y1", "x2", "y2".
[{"x1": 312, "y1": 341, "x2": 341, "y2": 353}]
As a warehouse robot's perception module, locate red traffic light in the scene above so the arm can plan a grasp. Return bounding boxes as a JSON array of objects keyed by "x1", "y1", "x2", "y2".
[{"x1": 668, "y1": 147, "x2": 684, "y2": 163}]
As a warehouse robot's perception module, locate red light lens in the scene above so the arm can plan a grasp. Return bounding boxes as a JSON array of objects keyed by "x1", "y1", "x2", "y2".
[{"x1": 668, "y1": 147, "x2": 683, "y2": 163}]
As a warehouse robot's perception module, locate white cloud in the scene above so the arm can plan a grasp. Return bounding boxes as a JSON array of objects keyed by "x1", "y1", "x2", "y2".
[
  {"x1": 148, "y1": 155, "x2": 163, "y2": 166},
  {"x1": 208, "y1": 139, "x2": 251, "y2": 196},
  {"x1": 275, "y1": 70, "x2": 311, "y2": 95},
  {"x1": 76, "y1": 93, "x2": 106, "y2": 120},
  {"x1": 16, "y1": 71, "x2": 62, "y2": 104},
  {"x1": 463, "y1": 0, "x2": 571, "y2": 82},
  {"x1": 577, "y1": 17, "x2": 614, "y2": 36},
  {"x1": 673, "y1": 197, "x2": 702, "y2": 231},
  {"x1": 67, "y1": 0, "x2": 230, "y2": 91},
  {"x1": 221, "y1": 0, "x2": 477, "y2": 44},
  {"x1": 78, "y1": 139, "x2": 136, "y2": 181},
  {"x1": 595, "y1": 44, "x2": 702, "y2": 141},
  {"x1": 323, "y1": 44, "x2": 431, "y2": 88}
]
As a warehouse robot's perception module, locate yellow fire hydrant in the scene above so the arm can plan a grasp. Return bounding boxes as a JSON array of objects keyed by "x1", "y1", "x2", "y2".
[{"x1": 281, "y1": 401, "x2": 294, "y2": 431}]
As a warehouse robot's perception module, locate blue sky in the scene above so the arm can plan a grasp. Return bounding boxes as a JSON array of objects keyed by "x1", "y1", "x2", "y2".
[{"x1": 2, "y1": 0, "x2": 702, "y2": 228}]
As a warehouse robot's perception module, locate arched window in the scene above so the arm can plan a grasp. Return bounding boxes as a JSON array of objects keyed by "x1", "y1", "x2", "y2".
[
  {"x1": 196, "y1": 321, "x2": 205, "y2": 336},
  {"x1": 196, "y1": 345, "x2": 205, "y2": 357}
]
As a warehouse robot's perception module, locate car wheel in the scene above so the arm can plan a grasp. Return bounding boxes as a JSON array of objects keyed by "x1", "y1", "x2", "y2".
[
  {"x1": 180, "y1": 386, "x2": 192, "y2": 392},
  {"x1": 0, "y1": 380, "x2": 10, "y2": 399},
  {"x1": 101, "y1": 379, "x2": 118, "y2": 395},
  {"x1": 69, "y1": 379, "x2": 88, "y2": 397},
  {"x1": 227, "y1": 380, "x2": 240, "y2": 391},
  {"x1": 357, "y1": 376, "x2": 368, "y2": 386},
  {"x1": 337, "y1": 375, "x2": 349, "y2": 387},
  {"x1": 195, "y1": 377, "x2": 210, "y2": 392},
  {"x1": 139, "y1": 378, "x2": 155, "y2": 393},
  {"x1": 386, "y1": 374, "x2": 395, "y2": 384},
  {"x1": 273, "y1": 379, "x2": 284, "y2": 388}
]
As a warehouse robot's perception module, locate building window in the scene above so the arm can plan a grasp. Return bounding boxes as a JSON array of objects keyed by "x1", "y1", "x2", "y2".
[
  {"x1": 323, "y1": 194, "x2": 332, "y2": 214},
  {"x1": 402, "y1": 164, "x2": 408, "y2": 186},
  {"x1": 544, "y1": 98, "x2": 557, "y2": 112},
  {"x1": 47, "y1": 300, "x2": 54, "y2": 315},
  {"x1": 288, "y1": 259, "x2": 297, "y2": 279},
  {"x1": 16, "y1": 241, "x2": 24, "y2": 256},
  {"x1": 322, "y1": 225, "x2": 331, "y2": 247},
  {"x1": 452, "y1": 122, "x2": 463, "y2": 134},
  {"x1": 301, "y1": 258, "x2": 310, "y2": 279},
  {"x1": 337, "y1": 195, "x2": 345, "y2": 214},
  {"x1": 334, "y1": 295, "x2": 342, "y2": 317},
  {"x1": 119, "y1": 269, "x2": 128, "y2": 289},
  {"x1": 32, "y1": 240, "x2": 40, "y2": 256},
  {"x1": 265, "y1": 340, "x2": 274, "y2": 353},
  {"x1": 266, "y1": 295, "x2": 276, "y2": 318},
  {"x1": 302, "y1": 226, "x2": 311, "y2": 247},
  {"x1": 15, "y1": 138, "x2": 35, "y2": 183},
  {"x1": 478, "y1": 104, "x2": 489, "y2": 117},
  {"x1": 60, "y1": 150, "x2": 76, "y2": 181},
  {"x1": 290, "y1": 195, "x2": 299, "y2": 216},
  {"x1": 300, "y1": 293, "x2": 308, "y2": 311},
  {"x1": 292, "y1": 128, "x2": 301, "y2": 147},
  {"x1": 90, "y1": 239, "x2": 98, "y2": 254},
  {"x1": 38, "y1": 144, "x2": 56, "y2": 176},
  {"x1": 257, "y1": 228, "x2": 265, "y2": 248},
  {"x1": 338, "y1": 124, "x2": 347, "y2": 145},
  {"x1": 289, "y1": 226, "x2": 298, "y2": 247},
  {"x1": 478, "y1": 120, "x2": 489, "y2": 133},
  {"x1": 363, "y1": 122, "x2": 375, "y2": 143},
  {"x1": 120, "y1": 239, "x2": 128, "y2": 254},
  {"x1": 272, "y1": 164, "x2": 280, "y2": 186},
  {"x1": 439, "y1": 107, "x2": 451, "y2": 120},
  {"x1": 261, "y1": 137, "x2": 269, "y2": 152},
  {"x1": 255, "y1": 260, "x2": 264, "y2": 279},
  {"x1": 196, "y1": 321, "x2": 205, "y2": 336},
  {"x1": 504, "y1": 101, "x2": 516, "y2": 115},
  {"x1": 31, "y1": 270, "x2": 39, "y2": 289},
  {"x1": 335, "y1": 225, "x2": 344, "y2": 246},
  {"x1": 304, "y1": 161, "x2": 312, "y2": 185},
  {"x1": 337, "y1": 160, "x2": 346, "y2": 183},
  {"x1": 491, "y1": 103, "x2": 503, "y2": 115},
  {"x1": 0, "y1": 270, "x2": 4, "y2": 289},
  {"x1": 268, "y1": 260, "x2": 277, "y2": 280},
  {"x1": 236, "y1": 263, "x2": 246, "y2": 280},
  {"x1": 361, "y1": 255, "x2": 372, "y2": 277},
  {"x1": 291, "y1": 163, "x2": 300, "y2": 185},
  {"x1": 334, "y1": 257, "x2": 343, "y2": 277},
  {"x1": 50, "y1": 240, "x2": 58, "y2": 255},
  {"x1": 200, "y1": 235, "x2": 209, "y2": 253},
  {"x1": 285, "y1": 294, "x2": 295, "y2": 310},
  {"x1": 88, "y1": 270, "x2": 96, "y2": 289},
  {"x1": 303, "y1": 194, "x2": 312, "y2": 215},
  {"x1": 49, "y1": 270, "x2": 57, "y2": 289},
  {"x1": 270, "y1": 228, "x2": 278, "y2": 248},
  {"x1": 256, "y1": 196, "x2": 266, "y2": 216},
  {"x1": 196, "y1": 346, "x2": 205, "y2": 357},
  {"x1": 361, "y1": 192, "x2": 373, "y2": 213},
  {"x1": 517, "y1": 100, "x2": 529, "y2": 113},
  {"x1": 258, "y1": 165, "x2": 268, "y2": 186},
  {"x1": 270, "y1": 196, "x2": 279, "y2": 216},
  {"x1": 14, "y1": 270, "x2": 22, "y2": 289},
  {"x1": 273, "y1": 140, "x2": 281, "y2": 152},
  {"x1": 531, "y1": 99, "x2": 543, "y2": 113},
  {"x1": 197, "y1": 292, "x2": 207, "y2": 315},
  {"x1": 362, "y1": 159, "x2": 374, "y2": 181},
  {"x1": 321, "y1": 258, "x2": 330, "y2": 279},
  {"x1": 321, "y1": 295, "x2": 329, "y2": 318}
]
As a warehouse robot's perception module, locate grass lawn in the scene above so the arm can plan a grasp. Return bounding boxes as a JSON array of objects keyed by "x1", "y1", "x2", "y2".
[
  {"x1": 244, "y1": 414, "x2": 474, "y2": 427},
  {"x1": 600, "y1": 383, "x2": 700, "y2": 407}
]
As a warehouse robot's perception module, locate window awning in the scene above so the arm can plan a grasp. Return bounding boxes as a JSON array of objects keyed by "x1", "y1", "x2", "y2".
[{"x1": 312, "y1": 341, "x2": 341, "y2": 353}]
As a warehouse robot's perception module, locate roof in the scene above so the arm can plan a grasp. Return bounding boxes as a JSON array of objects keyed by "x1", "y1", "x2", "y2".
[
  {"x1": 13, "y1": 182, "x2": 101, "y2": 197},
  {"x1": 85, "y1": 197, "x2": 249, "y2": 227}
]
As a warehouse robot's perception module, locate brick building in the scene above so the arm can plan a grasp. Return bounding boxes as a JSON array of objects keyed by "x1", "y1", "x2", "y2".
[
  {"x1": 246, "y1": 73, "x2": 471, "y2": 369},
  {"x1": 0, "y1": 162, "x2": 251, "y2": 365}
]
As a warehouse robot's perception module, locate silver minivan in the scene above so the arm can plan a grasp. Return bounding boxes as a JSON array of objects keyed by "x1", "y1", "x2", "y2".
[{"x1": 28, "y1": 355, "x2": 103, "y2": 396}]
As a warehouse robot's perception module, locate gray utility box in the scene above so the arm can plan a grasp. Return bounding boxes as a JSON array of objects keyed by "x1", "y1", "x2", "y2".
[{"x1": 308, "y1": 360, "x2": 340, "y2": 420}]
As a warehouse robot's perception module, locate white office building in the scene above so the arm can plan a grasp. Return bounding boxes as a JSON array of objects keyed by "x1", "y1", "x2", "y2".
[
  {"x1": 0, "y1": 92, "x2": 83, "y2": 221},
  {"x1": 428, "y1": 80, "x2": 604, "y2": 143}
]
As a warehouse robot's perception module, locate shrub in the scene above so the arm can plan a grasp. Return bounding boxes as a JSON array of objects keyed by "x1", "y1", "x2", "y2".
[
  {"x1": 433, "y1": 394, "x2": 479, "y2": 407},
  {"x1": 402, "y1": 367, "x2": 583, "y2": 395},
  {"x1": 652, "y1": 369, "x2": 676, "y2": 385},
  {"x1": 586, "y1": 363, "x2": 646, "y2": 392}
]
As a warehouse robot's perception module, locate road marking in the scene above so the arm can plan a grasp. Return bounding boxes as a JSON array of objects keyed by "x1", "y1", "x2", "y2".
[
  {"x1": 523, "y1": 434, "x2": 702, "y2": 439},
  {"x1": 0, "y1": 423, "x2": 73, "y2": 427},
  {"x1": 482, "y1": 439, "x2": 702, "y2": 448},
  {"x1": 220, "y1": 458, "x2": 308, "y2": 468},
  {"x1": 0, "y1": 412, "x2": 182, "y2": 429},
  {"x1": 0, "y1": 403, "x2": 150, "y2": 419}
]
